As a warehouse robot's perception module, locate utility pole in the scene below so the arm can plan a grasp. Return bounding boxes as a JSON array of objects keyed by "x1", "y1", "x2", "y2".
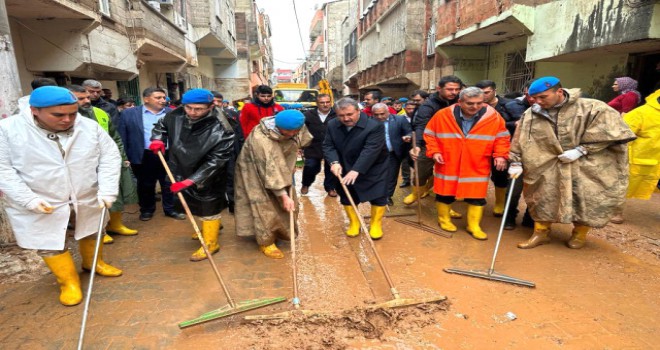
[{"x1": 0, "y1": 0, "x2": 19, "y2": 244}]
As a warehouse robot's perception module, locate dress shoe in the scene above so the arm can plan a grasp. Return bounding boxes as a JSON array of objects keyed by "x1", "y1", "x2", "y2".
[
  {"x1": 139, "y1": 212, "x2": 154, "y2": 221},
  {"x1": 327, "y1": 189, "x2": 338, "y2": 197},
  {"x1": 165, "y1": 211, "x2": 186, "y2": 220},
  {"x1": 301, "y1": 186, "x2": 309, "y2": 194},
  {"x1": 399, "y1": 181, "x2": 411, "y2": 188}
]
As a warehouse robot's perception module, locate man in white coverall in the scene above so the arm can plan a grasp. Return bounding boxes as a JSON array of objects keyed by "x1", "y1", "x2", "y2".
[{"x1": 0, "y1": 86, "x2": 122, "y2": 306}]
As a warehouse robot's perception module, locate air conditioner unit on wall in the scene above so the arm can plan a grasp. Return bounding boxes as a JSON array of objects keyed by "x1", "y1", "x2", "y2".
[{"x1": 157, "y1": 0, "x2": 174, "y2": 6}]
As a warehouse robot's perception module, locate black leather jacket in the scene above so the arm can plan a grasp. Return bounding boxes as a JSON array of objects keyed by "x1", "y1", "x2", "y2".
[{"x1": 152, "y1": 107, "x2": 235, "y2": 216}]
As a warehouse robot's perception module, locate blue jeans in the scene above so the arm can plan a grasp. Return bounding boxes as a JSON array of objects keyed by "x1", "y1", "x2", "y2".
[{"x1": 301, "y1": 157, "x2": 336, "y2": 192}]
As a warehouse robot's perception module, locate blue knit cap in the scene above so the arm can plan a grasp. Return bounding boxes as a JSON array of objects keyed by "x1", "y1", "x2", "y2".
[
  {"x1": 29, "y1": 86, "x2": 77, "y2": 108},
  {"x1": 182, "y1": 89, "x2": 214, "y2": 104},
  {"x1": 275, "y1": 109, "x2": 305, "y2": 130},
  {"x1": 398, "y1": 97, "x2": 409, "y2": 103},
  {"x1": 529, "y1": 76, "x2": 561, "y2": 96}
]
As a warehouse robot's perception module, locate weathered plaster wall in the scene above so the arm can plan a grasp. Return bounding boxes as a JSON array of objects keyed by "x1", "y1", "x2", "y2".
[
  {"x1": 535, "y1": 53, "x2": 628, "y2": 101},
  {"x1": 358, "y1": 1, "x2": 406, "y2": 71},
  {"x1": 528, "y1": 0, "x2": 657, "y2": 61}
]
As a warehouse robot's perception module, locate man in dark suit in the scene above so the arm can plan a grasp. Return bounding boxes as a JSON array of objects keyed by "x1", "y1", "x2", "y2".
[
  {"x1": 301, "y1": 94, "x2": 337, "y2": 197},
  {"x1": 118, "y1": 87, "x2": 185, "y2": 221},
  {"x1": 323, "y1": 97, "x2": 389, "y2": 240},
  {"x1": 371, "y1": 103, "x2": 412, "y2": 206}
]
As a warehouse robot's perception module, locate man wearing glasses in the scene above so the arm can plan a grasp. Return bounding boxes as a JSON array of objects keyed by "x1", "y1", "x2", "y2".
[
  {"x1": 150, "y1": 89, "x2": 235, "y2": 261},
  {"x1": 118, "y1": 87, "x2": 185, "y2": 221}
]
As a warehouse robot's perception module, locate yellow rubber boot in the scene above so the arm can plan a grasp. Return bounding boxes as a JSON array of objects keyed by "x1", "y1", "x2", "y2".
[
  {"x1": 493, "y1": 186, "x2": 507, "y2": 217},
  {"x1": 369, "y1": 205, "x2": 386, "y2": 240},
  {"x1": 436, "y1": 203, "x2": 457, "y2": 232},
  {"x1": 106, "y1": 211, "x2": 138, "y2": 236},
  {"x1": 518, "y1": 222, "x2": 552, "y2": 249},
  {"x1": 102, "y1": 233, "x2": 114, "y2": 244},
  {"x1": 79, "y1": 238, "x2": 123, "y2": 277},
  {"x1": 42, "y1": 251, "x2": 83, "y2": 306},
  {"x1": 192, "y1": 219, "x2": 223, "y2": 239},
  {"x1": 450, "y1": 209, "x2": 462, "y2": 219},
  {"x1": 567, "y1": 224, "x2": 590, "y2": 249},
  {"x1": 260, "y1": 243, "x2": 284, "y2": 259},
  {"x1": 465, "y1": 205, "x2": 487, "y2": 240},
  {"x1": 344, "y1": 206, "x2": 361, "y2": 237},
  {"x1": 190, "y1": 219, "x2": 221, "y2": 261},
  {"x1": 402, "y1": 186, "x2": 420, "y2": 205}
]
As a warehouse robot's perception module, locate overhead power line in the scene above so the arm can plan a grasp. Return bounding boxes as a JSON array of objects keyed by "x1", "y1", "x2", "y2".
[{"x1": 291, "y1": 0, "x2": 307, "y2": 58}]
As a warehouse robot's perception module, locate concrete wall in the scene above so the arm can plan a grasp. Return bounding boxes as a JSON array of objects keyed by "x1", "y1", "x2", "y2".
[
  {"x1": 358, "y1": 1, "x2": 406, "y2": 71},
  {"x1": 528, "y1": 0, "x2": 658, "y2": 61},
  {"x1": 342, "y1": 0, "x2": 360, "y2": 95},
  {"x1": 536, "y1": 54, "x2": 628, "y2": 101},
  {"x1": 9, "y1": 19, "x2": 32, "y2": 94},
  {"x1": 325, "y1": 1, "x2": 349, "y2": 76}
]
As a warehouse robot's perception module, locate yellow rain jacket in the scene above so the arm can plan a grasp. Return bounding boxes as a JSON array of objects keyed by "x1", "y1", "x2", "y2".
[{"x1": 624, "y1": 89, "x2": 660, "y2": 199}]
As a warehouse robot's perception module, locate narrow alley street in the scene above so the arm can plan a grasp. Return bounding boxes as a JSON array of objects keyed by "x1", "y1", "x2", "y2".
[{"x1": 1, "y1": 171, "x2": 658, "y2": 349}]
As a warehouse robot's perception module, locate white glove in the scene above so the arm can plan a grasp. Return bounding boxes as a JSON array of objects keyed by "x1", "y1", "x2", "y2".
[
  {"x1": 558, "y1": 148, "x2": 586, "y2": 163},
  {"x1": 98, "y1": 196, "x2": 116, "y2": 209},
  {"x1": 26, "y1": 198, "x2": 54, "y2": 214},
  {"x1": 508, "y1": 164, "x2": 523, "y2": 179}
]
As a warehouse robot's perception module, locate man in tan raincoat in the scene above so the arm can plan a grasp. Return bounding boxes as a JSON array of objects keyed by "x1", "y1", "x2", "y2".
[
  {"x1": 234, "y1": 110, "x2": 312, "y2": 259},
  {"x1": 508, "y1": 76, "x2": 636, "y2": 249}
]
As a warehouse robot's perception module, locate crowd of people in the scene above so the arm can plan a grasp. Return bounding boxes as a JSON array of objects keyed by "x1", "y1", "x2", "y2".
[{"x1": 0, "y1": 73, "x2": 658, "y2": 306}]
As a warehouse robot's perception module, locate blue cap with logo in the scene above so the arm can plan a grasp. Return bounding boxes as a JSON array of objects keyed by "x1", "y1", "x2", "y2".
[
  {"x1": 29, "y1": 86, "x2": 77, "y2": 108},
  {"x1": 182, "y1": 88, "x2": 214, "y2": 104},
  {"x1": 529, "y1": 76, "x2": 561, "y2": 96},
  {"x1": 275, "y1": 109, "x2": 305, "y2": 130}
]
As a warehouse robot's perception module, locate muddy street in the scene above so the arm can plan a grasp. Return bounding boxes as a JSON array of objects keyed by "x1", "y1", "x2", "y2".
[{"x1": 1, "y1": 170, "x2": 659, "y2": 349}]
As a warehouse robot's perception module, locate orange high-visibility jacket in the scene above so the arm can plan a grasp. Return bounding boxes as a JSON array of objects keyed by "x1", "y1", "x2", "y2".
[{"x1": 424, "y1": 104, "x2": 510, "y2": 199}]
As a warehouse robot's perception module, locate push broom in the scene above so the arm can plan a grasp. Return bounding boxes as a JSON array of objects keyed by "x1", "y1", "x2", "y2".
[
  {"x1": 245, "y1": 188, "x2": 321, "y2": 320},
  {"x1": 444, "y1": 177, "x2": 535, "y2": 287},
  {"x1": 335, "y1": 175, "x2": 446, "y2": 310},
  {"x1": 395, "y1": 132, "x2": 451, "y2": 238},
  {"x1": 155, "y1": 152, "x2": 286, "y2": 328}
]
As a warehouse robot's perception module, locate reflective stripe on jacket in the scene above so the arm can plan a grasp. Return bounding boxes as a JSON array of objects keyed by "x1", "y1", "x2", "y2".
[{"x1": 424, "y1": 104, "x2": 510, "y2": 198}]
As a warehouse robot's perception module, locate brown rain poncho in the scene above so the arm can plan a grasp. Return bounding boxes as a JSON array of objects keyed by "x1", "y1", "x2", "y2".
[
  {"x1": 234, "y1": 117, "x2": 312, "y2": 245},
  {"x1": 510, "y1": 89, "x2": 636, "y2": 228}
]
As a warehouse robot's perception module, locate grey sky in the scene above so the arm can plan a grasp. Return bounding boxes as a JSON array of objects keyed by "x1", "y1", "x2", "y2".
[{"x1": 254, "y1": 0, "x2": 327, "y2": 70}]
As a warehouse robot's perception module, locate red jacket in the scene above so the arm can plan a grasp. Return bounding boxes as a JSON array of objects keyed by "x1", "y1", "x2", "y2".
[
  {"x1": 240, "y1": 102, "x2": 284, "y2": 136},
  {"x1": 424, "y1": 104, "x2": 510, "y2": 199},
  {"x1": 607, "y1": 91, "x2": 640, "y2": 114},
  {"x1": 363, "y1": 105, "x2": 397, "y2": 117}
]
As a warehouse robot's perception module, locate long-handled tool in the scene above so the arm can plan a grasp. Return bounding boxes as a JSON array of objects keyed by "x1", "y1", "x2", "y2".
[
  {"x1": 155, "y1": 152, "x2": 286, "y2": 328},
  {"x1": 77, "y1": 207, "x2": 107, "y2": 350},
  {"x1": 336, "y1": 175, "x2": 446, "y2": 309},
  {"x1": 245, "y1": 188, "x2": 321, "y2": 320},
  {"x1": 444, "y1": 177, "x2": 535, "y2": 287},
  {"x1": 395, "y1": 132, "x2": 451, "y2": 238}
]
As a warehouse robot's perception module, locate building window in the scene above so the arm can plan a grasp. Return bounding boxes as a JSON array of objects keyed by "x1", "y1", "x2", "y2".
[
  {"x1": 344, "y1": 29, "x2": 357, "y2": 64},
  {"x1": 426, "y1": 22, "x2": 436, "y2": 57},
  {"x1": 99, "y1": 0, "x2": 111, "y2": 16},
  {"x1": 503, "y1": 50, "x2": 535, "y2": 94}
]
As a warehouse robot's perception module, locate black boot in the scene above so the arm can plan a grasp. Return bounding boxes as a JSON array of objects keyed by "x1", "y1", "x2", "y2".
[{"x1": 521, "y1": 209, "x2": 534, "y2": 228}]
